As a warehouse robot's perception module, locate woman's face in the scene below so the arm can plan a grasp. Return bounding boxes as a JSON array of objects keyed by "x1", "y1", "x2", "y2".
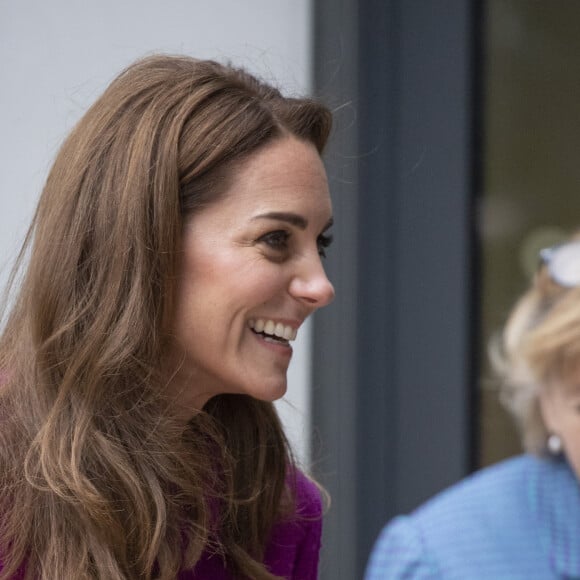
[
  {"x1": 540, "y1": 380, "x2": 580, "y2": 478},
  {"x1": 168, "y1": 136, "x2": 335, "y2": 413}
]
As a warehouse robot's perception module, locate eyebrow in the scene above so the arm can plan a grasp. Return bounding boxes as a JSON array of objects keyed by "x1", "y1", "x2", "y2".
[{"x1": 252, "y1": 212, "x2": 334, "y2": 231}]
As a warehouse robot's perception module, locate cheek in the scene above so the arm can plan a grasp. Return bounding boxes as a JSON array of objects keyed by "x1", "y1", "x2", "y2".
[
  {"x1": 172, "y1": 259, "x2": 217, "y2": 343},
  {"x1": 177, "y1": 248, "x2": 233, "y2": 305}
]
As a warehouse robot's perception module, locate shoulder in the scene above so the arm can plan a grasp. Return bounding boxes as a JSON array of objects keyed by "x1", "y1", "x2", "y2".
[
  {"x1": 365, "y1": 515, "x2": 440, "y2": 579},
  {"x1": 365, "y1": 455, "x2": 552, "y2": 579},
  {"x1": 290, "y1": 469, "x2": 323, "y2": 520},
  {"x1": 414, "y1": 454, "x2": 542, "y2": 533},
  {"x1": 263, "y1": 470, "x2": 323, "y2": 579},
  {"x1": 412, "y1": 453, "x2": 536, "y2": 519}
]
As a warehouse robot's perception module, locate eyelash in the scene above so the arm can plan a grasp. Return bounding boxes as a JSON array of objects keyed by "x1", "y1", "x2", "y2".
[
  {"x1": 317, "y1": 233, "x2": 333, "y2": 258},
  {"x1": 259, "y1": 230, "x2": 290, "y2": 252},
  {"x1": 258, "y1": 230, "x2": 333, "y2": 258}
]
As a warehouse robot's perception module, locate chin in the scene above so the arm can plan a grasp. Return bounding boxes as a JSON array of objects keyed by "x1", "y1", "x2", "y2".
[{"x1": 247, "y1": 380, "x2": 288, "y2": 403}]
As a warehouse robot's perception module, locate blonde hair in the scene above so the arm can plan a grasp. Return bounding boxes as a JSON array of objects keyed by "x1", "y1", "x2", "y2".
[
  {"x1": 496, "y1": 243, "x2": 580, "y2": 454},
  {"x1": 0, "y1": 55, "x2": 332, "y2": 579}
]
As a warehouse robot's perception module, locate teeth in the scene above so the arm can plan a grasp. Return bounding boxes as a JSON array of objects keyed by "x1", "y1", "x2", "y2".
[{"x1": 249, "y1": 319, "x2": 298, "y2": 341}]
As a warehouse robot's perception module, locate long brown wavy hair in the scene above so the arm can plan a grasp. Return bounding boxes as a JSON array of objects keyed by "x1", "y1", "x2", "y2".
[{"x1": 0, "y1": 55, "x2": 332, "y2": 579}]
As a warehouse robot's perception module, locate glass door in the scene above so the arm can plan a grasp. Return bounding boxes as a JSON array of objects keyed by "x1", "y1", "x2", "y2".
[{"x1": 480, "y1": 0, "x2": 580, "y2": 466}]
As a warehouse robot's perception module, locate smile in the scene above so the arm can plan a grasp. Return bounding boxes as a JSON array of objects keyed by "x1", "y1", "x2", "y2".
[{"x1": 248, "y1": 319, "x2": 298, "y2": 344}]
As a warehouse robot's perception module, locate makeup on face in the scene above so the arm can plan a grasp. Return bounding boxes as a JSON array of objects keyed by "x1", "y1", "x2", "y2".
[{"x1": 167, "y1": 137, "x2": 335, "y2": 415}]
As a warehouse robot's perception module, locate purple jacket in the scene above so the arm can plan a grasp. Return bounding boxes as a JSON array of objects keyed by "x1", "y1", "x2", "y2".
[
  {"x1": 4, "y1": 470, "x2": 322, "y2": 579},
  {"x1": 185, "y1": 470, "x2": 323, "y2": 579}
]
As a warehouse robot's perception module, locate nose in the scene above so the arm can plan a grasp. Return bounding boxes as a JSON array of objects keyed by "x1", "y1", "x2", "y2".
[{"x1": 288, "y1": 255, "x2": 335, "y2": 309}]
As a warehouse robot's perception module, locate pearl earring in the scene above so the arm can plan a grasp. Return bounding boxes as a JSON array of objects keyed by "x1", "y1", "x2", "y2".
[{"x1": 547, "y1": 433, "x2": 563, "y2": 455}]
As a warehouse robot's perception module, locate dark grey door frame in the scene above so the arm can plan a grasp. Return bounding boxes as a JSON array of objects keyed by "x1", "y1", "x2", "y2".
[{"x1": 311, "y1": 2, "x2": 481, "y2": 578}]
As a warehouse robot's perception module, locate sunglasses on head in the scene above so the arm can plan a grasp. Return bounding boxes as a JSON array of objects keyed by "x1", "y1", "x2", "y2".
[{"x1": 539, "y1": 240, "x2": 580, "y2": 287}]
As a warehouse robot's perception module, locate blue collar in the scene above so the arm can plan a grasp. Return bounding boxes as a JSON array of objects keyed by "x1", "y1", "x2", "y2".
[{"x1": 529, "y1": 455, "x2": 580, "y2": 577}]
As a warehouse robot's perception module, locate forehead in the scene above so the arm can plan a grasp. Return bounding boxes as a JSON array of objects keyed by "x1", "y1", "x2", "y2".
[{"x1": 219, "y1": 137, "x2": 332, "y2": 213}]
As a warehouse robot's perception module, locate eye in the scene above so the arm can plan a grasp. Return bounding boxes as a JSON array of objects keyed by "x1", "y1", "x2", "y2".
[
  {"x1": 258, "y1": 230, "x2": 290, "y2": 252},
  {"x1": 317, "y1": 233, "x2": 333, "y2": 258}
]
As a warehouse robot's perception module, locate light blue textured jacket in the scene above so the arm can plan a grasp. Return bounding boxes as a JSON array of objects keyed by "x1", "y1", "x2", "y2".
[{"x1": 365, "y1": 454, "x2": 580, "y2": 579}]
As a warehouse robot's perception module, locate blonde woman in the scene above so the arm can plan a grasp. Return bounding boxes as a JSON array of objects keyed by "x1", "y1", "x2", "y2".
[
  {"x1": 366, "y1": 237, "x2": 580, "y2": 579},
  {"x1": 0, "y1": 55, "x2": 335, "y2": 579}
]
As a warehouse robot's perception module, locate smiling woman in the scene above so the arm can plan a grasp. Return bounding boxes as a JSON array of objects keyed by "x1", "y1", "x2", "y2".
[
  {"x1": 169, "y1": 137, "x2": 334, "y2": 411},
  {"x1": 0, "y1": 55, "x2": 334, "y2": 580}
]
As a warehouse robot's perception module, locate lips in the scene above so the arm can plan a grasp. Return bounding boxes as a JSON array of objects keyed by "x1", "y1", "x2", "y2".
[{"x1": 248, "y1": 319, "x2": 298, "y2": 343}]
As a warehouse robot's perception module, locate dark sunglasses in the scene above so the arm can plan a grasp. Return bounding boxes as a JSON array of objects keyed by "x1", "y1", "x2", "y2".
[{"x1": 539, "y1": 240, "x2": 580, "y2": 287}]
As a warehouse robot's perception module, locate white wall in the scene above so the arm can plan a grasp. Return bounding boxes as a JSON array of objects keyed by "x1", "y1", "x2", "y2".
[{"x1": 0, "y1": 0, "x2": 314, "y2": 466}]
